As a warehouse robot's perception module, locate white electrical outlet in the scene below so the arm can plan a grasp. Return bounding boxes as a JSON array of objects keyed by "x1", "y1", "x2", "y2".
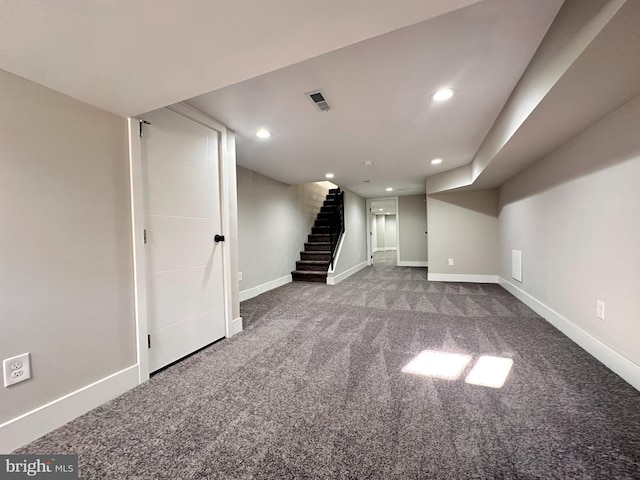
[
  {"x1": 596, "y1": 300, "x2": 605, "y2": 320},
  {"x1": 3, "y1": 353, "x2": 31, "y2": 387},
  {"x1": 238, "y1": 272, "x2": 243, "y2": 282},
  {"x1": 448, "y1": 258, "x2": 454, "y2": 266}
]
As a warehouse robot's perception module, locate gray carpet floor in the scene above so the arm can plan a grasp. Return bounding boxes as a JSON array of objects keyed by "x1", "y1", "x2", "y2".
[
  {"x1": 372, "y1": 250, "x2": 396, "y2": 266},
  {"x1": 16, "y1": 265, "x2": 640, "y2": 479}
]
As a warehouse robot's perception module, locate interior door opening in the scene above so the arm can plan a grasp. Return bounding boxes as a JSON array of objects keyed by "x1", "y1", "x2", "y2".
[{"x1": 366, "y1": 197, "x2": 398, "y2": 266}]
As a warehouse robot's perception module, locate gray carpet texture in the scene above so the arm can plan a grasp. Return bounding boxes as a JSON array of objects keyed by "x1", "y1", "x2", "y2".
[
  {"x1": 372, "y1": 250, "x2": 396, "y2": 266},
  {"x1": 16, "y1": 265, "x2": 640, "y2": 479}
]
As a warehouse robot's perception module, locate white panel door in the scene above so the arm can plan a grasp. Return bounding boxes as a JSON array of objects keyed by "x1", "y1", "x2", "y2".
[{"x1": 141, "y1": 108, "x2": 225, "y2": 372}]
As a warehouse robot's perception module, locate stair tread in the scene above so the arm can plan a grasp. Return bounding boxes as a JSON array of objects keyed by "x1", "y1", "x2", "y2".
[
  {"x1": 293, "y1": 189, "x2": 341, "y2": 284},
  {"x1": 301, "y1": 254, "x2": 331, "y2": 259}
]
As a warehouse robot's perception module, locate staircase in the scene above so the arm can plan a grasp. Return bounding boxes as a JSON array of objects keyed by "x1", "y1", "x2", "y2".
[{"x1": 292, "y1": 188, "x2": 344, "y2": 283}]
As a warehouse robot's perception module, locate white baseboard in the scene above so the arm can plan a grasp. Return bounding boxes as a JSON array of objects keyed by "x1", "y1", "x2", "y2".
[
  {"x1": 327, "y1": 261, "x2": 368, "y2": 285},
  {"x1": 229, "y1": 316, "x2": 243, "y2": 336},
  {"x1": 239, "y1": 275, "x2": 291, "y2": 302},
  {"x1": 499, "y1": 277, "x2": 640, "y2": 392},
  {"x1": 397, "y1": 261, "x2": 428, "y2": 267},
  {"x1": 0, "y1": 365, "x2": 140, "y2": 453},
  {"x1": 428, "y1": 273, "x2": 498, "y2": 283}
]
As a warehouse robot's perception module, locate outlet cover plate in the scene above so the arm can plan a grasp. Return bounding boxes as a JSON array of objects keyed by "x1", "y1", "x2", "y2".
[{"x1": 3, "y1": 352, "x2": 31, "y2": 387}]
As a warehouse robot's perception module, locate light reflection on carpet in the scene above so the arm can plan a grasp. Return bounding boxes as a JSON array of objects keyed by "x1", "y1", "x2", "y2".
[
  {"x1": 465, "y1": 355, "x2": 513, "y2": 388},
  {"x1": 403, "y1": 350, "x2": 513, "y2": 388},
  {"x1": 402, "y1": 350, "x2": 472, "y2": 380}
]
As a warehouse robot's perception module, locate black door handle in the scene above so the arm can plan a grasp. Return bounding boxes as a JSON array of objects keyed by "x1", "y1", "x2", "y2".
[{"x1": 214, "y1": 234, "x2": 225, "y2": 243}]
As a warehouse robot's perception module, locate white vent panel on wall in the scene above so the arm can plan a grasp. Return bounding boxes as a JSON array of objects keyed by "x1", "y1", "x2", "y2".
[{"x1": 512, "y1": 250, "x2": 523, "y2": 283}]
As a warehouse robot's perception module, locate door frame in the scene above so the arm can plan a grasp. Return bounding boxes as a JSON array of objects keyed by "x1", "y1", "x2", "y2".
[
  {"x1": 365, "y1": 196, "x2": 399, "y2": 266},
  {"x1": 128, "y1": 102, "x2": 237, "y2": 383}
]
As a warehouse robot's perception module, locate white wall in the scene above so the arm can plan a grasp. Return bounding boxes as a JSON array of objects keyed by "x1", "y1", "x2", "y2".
[
  {"x1": 225, "y1": 133, "x2": 241, "y2": 324},
  {"x1": 373, "y1": 214, "x2": 397, "y2": 251},
  {"x1": 329, "y1": 189, "x2": 367, "y2": 282},
  {"x1": 0, "y1": 70, "x2": 137, "y2": 449},
  {"x1": 499, "y1": 95, "x2": 640, "y2": 377},
  {"x1": 384, "y1": 215, "x2": 397, "y2": 248},
  {"x1": 376, "y1": 215, "x2": 386, "y2": 249},
  {"x1": 237, "y1": 167, "x2": 327, "y2": 297},
  {"x1": 398, "y1": 194, "x2": 428, "y2": 265},
  {"x1": 427, "y1": 189, "x2": 499, "y2": 282}
]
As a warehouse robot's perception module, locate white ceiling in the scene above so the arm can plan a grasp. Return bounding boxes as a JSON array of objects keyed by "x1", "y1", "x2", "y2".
[
  {"x1": 3, "y1": 0, "x2": 637, "y2": 199},
  {"x1": 0, "y1": 0, "x2": 480, "y2": 117},
  {"x1": 370, "y1": 199, "x2": 397, "y2": 215},
  {"x1": 187, "y1": 0, "x2": 563, "y2": 197},
  {"x1": 473, "y1": 0, "x2": 640, "y2": 189}
]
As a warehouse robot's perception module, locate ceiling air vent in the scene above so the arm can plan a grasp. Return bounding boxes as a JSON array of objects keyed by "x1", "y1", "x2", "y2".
[{"x1": 305, "y1": 89, "x2": 331, "y2": 112}]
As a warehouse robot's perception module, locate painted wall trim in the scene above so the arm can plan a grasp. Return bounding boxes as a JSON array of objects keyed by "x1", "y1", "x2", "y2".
[
  {"x1": 398, "y1": 261, "x2": 428, "y2": 267},
  {"x1": 428, "y1": 273, "x2": 499, "y2": 283},
  {"x1": 499, "y1": 277, "x2": 640, "y2": 392},
  {"x1": 239, "y1": 275, "x2": 292, "y2": 302},
  {"x1": 127, "y1": 119, "x2": 150, "y2": 384},
  {"x1": 0, "y1": 365, "x2": 139, "y2": 453},
  {"x1": 327, "y1": 261, "x2": 368, "y2": 285},
  {"x1": 230, "y1": 317, "x2": 243, "y2": 336}
]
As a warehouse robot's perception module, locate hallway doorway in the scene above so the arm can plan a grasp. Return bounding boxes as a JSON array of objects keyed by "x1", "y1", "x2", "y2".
[{"x1": 366, "y1": 197, "x2": 398, "y2": 266}]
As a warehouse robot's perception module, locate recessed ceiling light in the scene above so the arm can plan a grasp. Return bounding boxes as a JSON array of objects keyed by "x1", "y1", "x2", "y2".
[
  {"x1": 256, "y1": 128, "x2": 271, "y2": 138},
  {"x1": 363, "y1": 161, "x2": 374, "y2": 167},
  {"x1": 386, "y1": 187, "x2": 393, "y2": 192},
  {"x1": 378, "y1": 208, "x2": 383, "y2": 211},
  {"x1": 431, "y1": 88, "x2": 456, "y2": 102},
  {"x1": 431, "y1": 158, "x2": 443, "y2": 165},
  {"x1": 325, "y1": 173, "x2": 335, "y2": 179}
]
